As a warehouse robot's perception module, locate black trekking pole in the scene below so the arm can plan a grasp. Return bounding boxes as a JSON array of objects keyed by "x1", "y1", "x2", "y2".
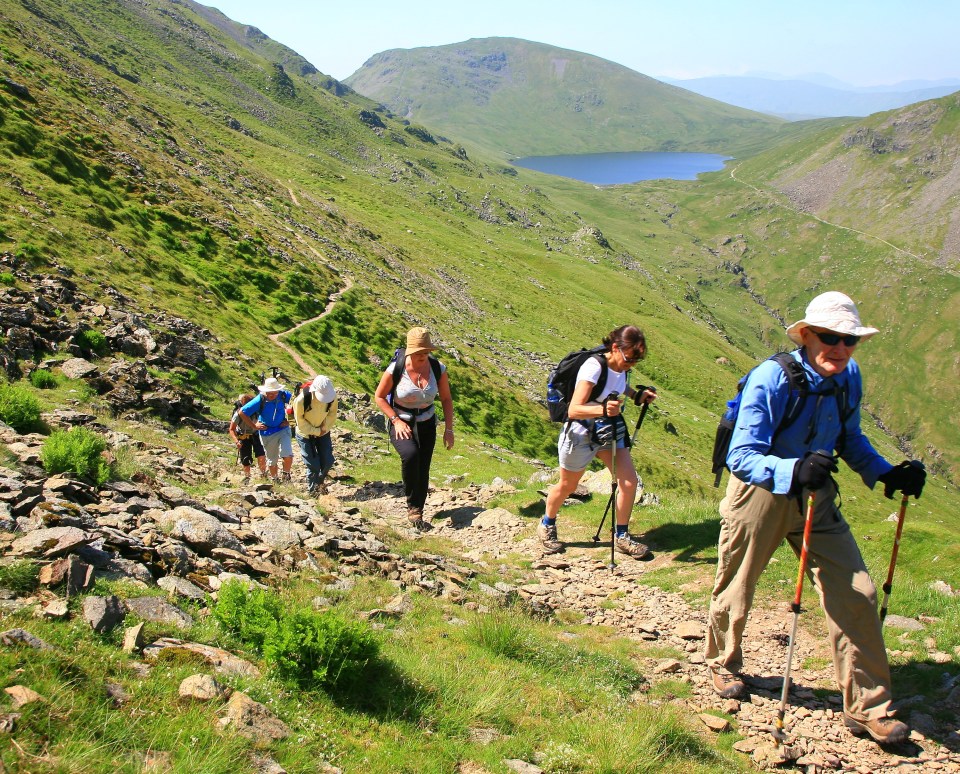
[
  {"x1": 590, "y1": 396, "x2": 622, "y2": 570},
  {"x1": 608, "y1": 427, "x2": 618, "y2": 570},
  {"x1": 879, "y1": 493, "x2": 910, "y2": 622},
  {"x1": 773, "y1": 490, "x2": 816, "y2": 747},
  {"x1": 630, "y1": 386, "x2": 655, "y2": 445}
]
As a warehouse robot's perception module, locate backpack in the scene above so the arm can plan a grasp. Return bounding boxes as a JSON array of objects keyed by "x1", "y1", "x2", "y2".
[
  {"x1": 546, "y1": 345, "x2": 609, "y2": 423},
  {"x1": 711, "y1": 352, "x2": 854, "y2": 487},
  {"x1": 388, "y1": 347, "x2": 443, "y2": 408},
  {"x1": 292, "y1": 381, "x2": 333, "y2": 416}
]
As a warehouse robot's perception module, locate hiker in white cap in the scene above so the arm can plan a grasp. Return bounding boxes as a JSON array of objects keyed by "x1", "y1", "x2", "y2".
[
  {"x1": 704, "y1": 291, "x2": 926, "y2": 745},
  {"x1": 238, "y1": 376, "x2": 294, "y2": 482},
  {"x1": 292, "y1": 375, "x2": 338, "y2": 495}
]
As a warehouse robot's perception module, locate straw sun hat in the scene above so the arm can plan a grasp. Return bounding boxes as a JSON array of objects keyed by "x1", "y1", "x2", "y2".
[{"x1": 405, "y1": 327, "x2": 436, "y2": 356}]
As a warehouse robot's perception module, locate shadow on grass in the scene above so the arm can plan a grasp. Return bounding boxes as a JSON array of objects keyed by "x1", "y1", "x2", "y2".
[
  {"x1": 329, "y1": 654, "x2": 437, "y2": 724},
  {"x1": 641, "y1": 516, "x2": 722, "y2": 564}
]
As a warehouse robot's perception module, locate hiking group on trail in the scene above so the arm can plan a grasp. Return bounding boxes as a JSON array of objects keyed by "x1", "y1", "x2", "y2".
[{"x1": 232, "y1": 292, "x2": 928, "y2": 749}]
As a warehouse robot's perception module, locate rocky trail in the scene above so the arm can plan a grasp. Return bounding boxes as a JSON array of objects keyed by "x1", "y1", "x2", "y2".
[
  {"x1": 2, "y1": 390, "x2": 959, "y2": 771},
  {"x1": 394, "y1": 481, "x2": 960, "y2": 773},
  {"x1": 0, "y1": 262, "x2": 958, "y2": 771}
]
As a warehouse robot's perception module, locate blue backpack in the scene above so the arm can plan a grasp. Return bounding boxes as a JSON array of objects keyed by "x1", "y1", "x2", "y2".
[{"x1": 711, "y1": 352, "x2": 854, "y2": 487}]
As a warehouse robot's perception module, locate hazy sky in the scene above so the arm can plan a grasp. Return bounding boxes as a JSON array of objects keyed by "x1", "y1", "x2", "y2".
[{"x1": 203, "y1": 0, "x2": 959, "y2": 86}]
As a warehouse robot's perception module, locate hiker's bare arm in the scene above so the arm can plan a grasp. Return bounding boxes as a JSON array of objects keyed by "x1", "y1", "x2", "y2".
[{"x1": 568, "y1": 380, "x2": 621, "y2": 420}]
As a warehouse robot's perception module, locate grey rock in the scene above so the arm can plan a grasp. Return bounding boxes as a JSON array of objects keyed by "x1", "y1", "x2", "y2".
[
  {"x1": 179, "y1": 673, "x2": 228, "y2": 701},
  {"x1": 82, "y1": 595, "x2": 125, "y2": 633},
  {"x1": 10, "y1": 527, "x2": 92, "y2": 558},
  {"x1": 122, "y1": 622, "x2": 146, "y2": 654},
  {"x1": 157, "y1": 575, "x2": 207, "y2": 601},
  {"x1": 124, "y1": 596, "x2": 193, "y2": 629},
  {"x1": 155, "y1": 506, "x2": 242, "y2": 553},
  {"x1": 0, "y1": 628, "x2": 53, "y2": 650},
  {"x1": 59, "y1": 358, "x2": 99, "y2": 380},
  {"x1": 142, "y1": 638, "x2": 260, "y2": 677},
  {"x1": 249, "y1": 514, "x2": 309, "y2": 550},
  {"x1": 883, "y1": 614, "x2": 924, "y2": 631},
  {"x1": 503, "y1": 760, "x2": 543, "y2": 774},
  {"x1": 218, "y1": 691, "x2": 289, "y2": 741}
]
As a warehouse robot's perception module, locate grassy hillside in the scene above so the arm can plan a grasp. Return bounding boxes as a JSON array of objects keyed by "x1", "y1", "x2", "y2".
[
  {"x1": 0, "y1": 0, "x2": 772, "y2": 494},
  {"x1": 343, "y1": 37, "x2": 784, "y2": 158},
  {"x1": 1, "y1": 2, "x2": 959, "y2": 772}
]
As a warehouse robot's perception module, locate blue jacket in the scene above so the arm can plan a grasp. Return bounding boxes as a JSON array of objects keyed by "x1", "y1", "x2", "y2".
[
  {"x1": 240, "y1": 391, "x2": 292, "y2": 437},
  {"x1": 727, "y1": 349, "x2": 892, "y2": 494}
]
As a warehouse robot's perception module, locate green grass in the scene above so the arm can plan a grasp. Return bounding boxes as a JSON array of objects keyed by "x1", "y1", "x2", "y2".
[{"x1": 0, "y1": 575, "x2": 748, "y2": 774}]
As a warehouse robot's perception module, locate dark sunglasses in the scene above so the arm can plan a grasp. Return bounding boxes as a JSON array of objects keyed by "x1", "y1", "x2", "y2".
[
  {"x1": 619, "y1": 345, "x2": 643, "y2": 364},
  {"x1": 812, "y1": 330, "x2": 860, "y2": 347}
]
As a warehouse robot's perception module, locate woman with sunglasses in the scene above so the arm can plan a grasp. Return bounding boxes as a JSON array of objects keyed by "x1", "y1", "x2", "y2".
[
  {"x1": 704, "y1": 291, "x2": 926, "y2": 746},
  {"x1": 538, "y1": 324, "x2": 657, "y2": 558}
]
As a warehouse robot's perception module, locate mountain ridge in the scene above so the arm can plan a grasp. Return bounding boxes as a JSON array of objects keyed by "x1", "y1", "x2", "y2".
[{"x1": 344, "y1": 37, "x2": 785, "y2": 157}]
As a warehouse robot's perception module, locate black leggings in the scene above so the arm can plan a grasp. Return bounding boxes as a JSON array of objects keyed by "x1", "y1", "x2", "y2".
[{"x1": 390, "y1": 415, "x2": 436, "y2": 510}]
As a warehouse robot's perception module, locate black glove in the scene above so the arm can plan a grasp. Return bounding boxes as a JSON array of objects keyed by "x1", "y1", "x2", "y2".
[
  {"x1": 633, "y1": 385, "x2": 656, "y2": 406},
  {"x1": 792, "y1": 450, "x2": 838, "y2": 492},
  {"x1": 877, "y1": 460, "x2": 926, "y2": 499}
]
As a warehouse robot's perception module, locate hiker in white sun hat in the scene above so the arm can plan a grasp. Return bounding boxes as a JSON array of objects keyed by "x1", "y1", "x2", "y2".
[
  {"x1": 785, "y1": 291, "x2": 880, "y2": 346},
  {"x1": 239, "y1": 376, "x2": 294, "y2": 482},
  {"x1": 292, "y1": 375, "x2": 338, "y2": 495},
  {"x1": 704, "y1": 290, "x2": 926, "y2": 746}
]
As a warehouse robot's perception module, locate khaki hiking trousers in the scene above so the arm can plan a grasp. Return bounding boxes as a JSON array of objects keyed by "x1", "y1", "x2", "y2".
[{"x1": 705, "y1": 475, "x2": 893, "y2": 722}]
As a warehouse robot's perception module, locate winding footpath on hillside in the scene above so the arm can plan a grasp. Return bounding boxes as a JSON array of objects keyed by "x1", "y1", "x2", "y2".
[
  {"x1": 728, "y1": 164, "x2": 960, "y2": 280},
  {"x1": 266, "y1": 276, "x2": 354, "y2": 377}
]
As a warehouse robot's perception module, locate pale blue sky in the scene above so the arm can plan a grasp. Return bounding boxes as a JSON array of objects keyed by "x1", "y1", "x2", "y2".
[{"x1": 203, "y1": 0, "x2": 959, "y2": 87}]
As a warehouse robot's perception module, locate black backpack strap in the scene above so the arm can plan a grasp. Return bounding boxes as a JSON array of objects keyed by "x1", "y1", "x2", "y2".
[
  {"x1": 567, "y1": 352, "x2": 610, "y2": 431},
  {"x1": 586, "y1": 353, "x2": 609, "y2": 402},
  {"x1": 770, "y1": 352, "x2": 809, "y2": 442},
  {"x1": 390, "y1": 349, "x2": 442, "y2": 410},
  {"x1": 389, "y1": 347, "x2": 406, "y2": 405},
  {"x1": 833, "y1": 379, "x2": 858, "y2": 456}
]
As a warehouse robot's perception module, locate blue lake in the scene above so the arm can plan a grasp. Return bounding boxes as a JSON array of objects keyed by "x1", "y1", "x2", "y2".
[{"x1": 510, "y1": 151, "x2": 731, "y2": 185}]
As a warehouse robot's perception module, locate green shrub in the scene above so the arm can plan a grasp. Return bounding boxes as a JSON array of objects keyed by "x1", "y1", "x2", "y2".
[
  {"x1": 262, "y1": 608, "x2": 379, "y2": 691},
  {"x1": 29, "y1": 369, "x2": 58, "y2": 389},
  {"x1": 212, "y1": 581, "x2": 379, "y2": 691},
  {"x1": 0, "y1": 272, "x2": 14, "y2": 286},
  {"x1": 0, "y1": 560, "x2": 40, "y2": 593},
  {"x1": 40, "y1": 427, "x2": 111, "y2": 485},
  {"x1": 0, "y1": 383, "x2": 42, "y2": 432},
  {"x1": 75, "y1": 329, "x2": 108, "y2": 356},
  {"x1": 212, "y1": 580, "x2": 283, "y2": 650}
]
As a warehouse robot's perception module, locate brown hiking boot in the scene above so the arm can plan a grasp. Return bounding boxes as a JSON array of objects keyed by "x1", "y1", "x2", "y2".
[
  {"x1": 408, "y1": 507, "x2": 430, "y2": 530},
  {"x1": 537, "y1": 521, "x2": 563, "y2": 554},
  {"x1": 844, "y1": 714, "x2": 909, "y2": 745},
  {"x1": 709, "y1": 667, "x2": 746, "y2": 699},
  {"x1": 614, "y1": 533, "x2": 651, "y2": 559}
]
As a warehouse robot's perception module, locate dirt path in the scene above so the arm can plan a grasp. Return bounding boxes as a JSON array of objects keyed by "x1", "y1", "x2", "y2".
[
  {"x1": 329, "y1": 474, "x2": 960, "y2": 773},
  {"x1": 266, "y1": 276, "x2": 354, "y2": 376},
  {"x1": 728, "y1": 164, "x2": 947, "y2": 269}
]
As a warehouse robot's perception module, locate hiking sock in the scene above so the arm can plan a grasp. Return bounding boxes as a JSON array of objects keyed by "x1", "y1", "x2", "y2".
[
  {"x1": 541, "y1": 516, "x2": 557, "y2": 527},
  {"x1": 615, "y1": 525, "x2": 629, "y2": 538}
]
